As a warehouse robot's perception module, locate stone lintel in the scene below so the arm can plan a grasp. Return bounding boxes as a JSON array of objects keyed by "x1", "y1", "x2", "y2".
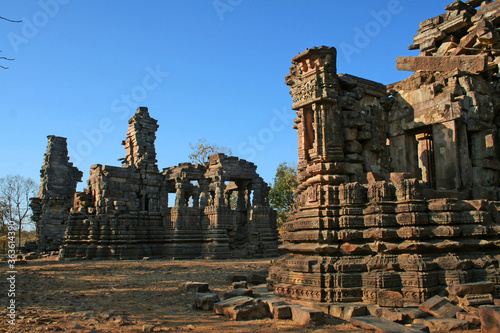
[{"x1": 396, "y1": 55, "x2": 487, "y2": 73}]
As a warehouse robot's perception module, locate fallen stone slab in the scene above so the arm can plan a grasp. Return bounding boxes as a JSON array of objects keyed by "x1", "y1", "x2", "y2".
[
  {"x1": 478, "y1": 305, "x2": 500, "y2": 333},
  {"x1": 396, "y1": 55, "x2": 487, "y2": 73},
  {"x1": 213, "y1": 296, "x2": 255, "y2": 315},
  {"x1": 178, "y1": 282, "x2": 209, "y2": 293},
  {"x1": 249, "y1": 284, "x2": 272, "y2": 297},
  {"x1": 413, "y1": 317, "x2": 469, "y2": 332},
  {"x1": 418, "y1": 295, "x2": 462, "y2": 318},
  {"x1": 289, "y1": 304, "x2": 325, "y2": 326},
  {"x1": 374, "y1": 307, "x2": 426, "y2": 324},
  {"x1": 409, "y1": 323, "x2": 430, "y2": 333},
  {"x1": 447, "y1": 281, "x2": 495, "y2": 297},
  {"x1": 232, "y1": 281, "x2": 248, "y2": 289},
  {"x1": 222, "y1": 298, "x2": 270, "y2": 321},
  {"x1": 350, "y1": 315, "x2": 426, "y2": 333},
  {"x1": 378, "y1": 290, "x2": 404, "y2": 308},
  {"x1": 193, "y1": 293, "x2": 220, "y2": 311}
]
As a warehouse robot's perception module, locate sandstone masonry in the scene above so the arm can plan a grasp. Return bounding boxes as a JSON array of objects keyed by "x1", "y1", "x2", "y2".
[
  {"x1": 269, "y1": 0, "x2": 500, "y2": 306},
  {"x1": 32, "y1": 107, "x2": 279, "y2": 259}
]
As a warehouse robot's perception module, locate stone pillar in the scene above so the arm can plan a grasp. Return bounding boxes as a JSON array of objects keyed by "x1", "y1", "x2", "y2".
[
  {"x1": 433, "y1": 120, "x2": 460, "y2": 190},
  {"x1": 175, "y1": 181, "x2": 185, "y2": 207},
  {"x1": 199, "y1": 179, "x2": 210, "y2": 208},
  {"x1": 416, "y1": 132, "x2": 435, "y2": 188},
  {"x1": 236, "y1": 181, "x2": 246, "y2": 211},
  {"x1": 213, "y1": 178, "x2": 225, "y2": 207}
]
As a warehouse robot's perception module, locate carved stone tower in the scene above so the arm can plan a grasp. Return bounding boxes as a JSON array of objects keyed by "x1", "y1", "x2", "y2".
[
  {"x1": 30, "y1": 135, "x2": 82, "y2": 251},
  {"x1": 269, "y1": 43, "x2": 500, "y2": 307},
  {"x1": 122, "y1": 106, "x2": 159, "y2": 172}
]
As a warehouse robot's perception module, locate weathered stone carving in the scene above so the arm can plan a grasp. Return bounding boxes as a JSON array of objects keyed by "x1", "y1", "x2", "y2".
[
  {"x1": 269, "y1": 0, "x2": 500, "y2": 306},
  {"x1": 32, "y1": 107, "x2": 278, "y2": 259}
]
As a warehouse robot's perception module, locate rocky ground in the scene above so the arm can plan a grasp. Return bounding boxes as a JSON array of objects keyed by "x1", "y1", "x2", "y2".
[{"x1": 0, "y1": 257, "x2": 361, "y2": 333}]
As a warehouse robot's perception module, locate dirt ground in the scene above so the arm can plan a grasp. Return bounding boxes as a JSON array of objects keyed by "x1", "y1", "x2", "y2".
[{"x1": 0, "y1": 257, "x2": 364, "y2": 333}]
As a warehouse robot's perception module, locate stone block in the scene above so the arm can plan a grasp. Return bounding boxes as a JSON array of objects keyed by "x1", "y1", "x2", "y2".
[
  {"x1": 193, "y1": 293, "x2": 220, "y2": 311},
  {"x1": 374, "y1": 307, "x2": 426, "y2": 324},
  {"x1": 460, "y1": 293, "x2": 494, "y2": 307},
  {"x1": 213, "y1": 296, "x2": 255, "y2": 315},
  {"x1": 345, "y1": 140, "x2": 363, "y2": 154},
  {"x1": 178, "y1": 282, "x2": 210, "y2": 293},
  {"x1": 260, "y1": 297, "x2": 293, "y2": 319},
  {"x1": 456, "y1": 311, "x2": 480, "y2": 326},
  {"x1": 447, "y1": 281, "x2": 495, "y2": 297},
  {"x1": 418, "y1": 295, "x2": 462, "y2": 318},
  {"x1": 344, "y1": 127, "x2": 358, "y2": 141},
  {"x1": 222, "y1": 298, "x2": 270, "y2": 321},
  {"x1": 246, "y1": 272, "x2": 267, "y2": 285},
  {"x1": 224, "y1": 288, "x2": 254, "y2": 299},
  {"x1": 478, "y1": 305, "x2": 500, "y2": 333},
  {"x1": 350, "y1": 315, "x2": 425, "y2": 333},
  {"x1": 413, "y1": 317, "x2": 469, "y2": 332},
  {"x1": 289, "y1": 304, "x2": 325, "y2": 326},
  {"x1": 273, "y1": 305, "x2": 292, "y2": 319},
  {"x1": 396, "y1": 55, "x2": 487, "y2": 73},
  {"x1": 329, "y1": 304, "x2": 367, "y2": 320},
  {"x1": 378, "y1": 290, "x2": 404, "y2": 308},
  {"x1": 232, "y1": 281, "x2": 248, "y2": 289}
]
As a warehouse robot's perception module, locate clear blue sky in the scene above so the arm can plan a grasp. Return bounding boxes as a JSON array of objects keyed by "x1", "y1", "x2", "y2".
[{"x1": 1, "y1": 0, "x2": 449, "y2": 190}]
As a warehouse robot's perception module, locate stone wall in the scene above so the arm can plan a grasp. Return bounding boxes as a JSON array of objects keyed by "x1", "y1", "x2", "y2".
[{"x1": 58, "y1": 107, "x2": 279, "y2": 259}]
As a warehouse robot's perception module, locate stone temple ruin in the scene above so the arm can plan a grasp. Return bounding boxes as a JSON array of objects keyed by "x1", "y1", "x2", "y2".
[
  {"x1": 31, "y1": 107, "x2": 279, "y2": 259},
  {"x1": 269, "y1": 0, "x2": 500, "y2": 307}
]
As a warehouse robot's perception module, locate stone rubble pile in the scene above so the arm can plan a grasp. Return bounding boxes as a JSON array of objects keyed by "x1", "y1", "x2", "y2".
[{"x1": 195, "y1": 276, "x2": 500, "y2": 332}]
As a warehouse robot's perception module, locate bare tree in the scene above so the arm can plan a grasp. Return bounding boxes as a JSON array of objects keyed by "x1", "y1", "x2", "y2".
[
  {"x1": 0, "y1": 16, "x2": 22, "y2": 69},
  {"x1": 0, "y1": 175, "x2": 38, "y2": 248},
  {"x1": 188, "y1": 138, "x2": 232, "y2": 164}
]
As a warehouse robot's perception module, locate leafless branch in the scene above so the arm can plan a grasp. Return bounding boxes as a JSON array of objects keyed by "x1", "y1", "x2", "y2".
[{"x1": 0, "y1": 16, "x2": 21, "y2": 23}]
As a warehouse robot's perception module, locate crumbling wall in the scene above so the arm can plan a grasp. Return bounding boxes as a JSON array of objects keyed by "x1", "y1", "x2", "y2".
[{"x1": 30, "y1": 136, "x2": 82, "y2": 251}]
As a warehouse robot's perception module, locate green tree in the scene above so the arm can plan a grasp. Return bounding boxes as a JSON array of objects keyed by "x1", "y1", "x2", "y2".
[
  {"x1": 188, "y1": 138, "x2": 232, "y2": 164},
  {"x1": 269, "y1": 162, "x2": 298, "y2": 230},
  {"x1": 0, "y1": 175, "x2": 38, "y2": 248}
]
